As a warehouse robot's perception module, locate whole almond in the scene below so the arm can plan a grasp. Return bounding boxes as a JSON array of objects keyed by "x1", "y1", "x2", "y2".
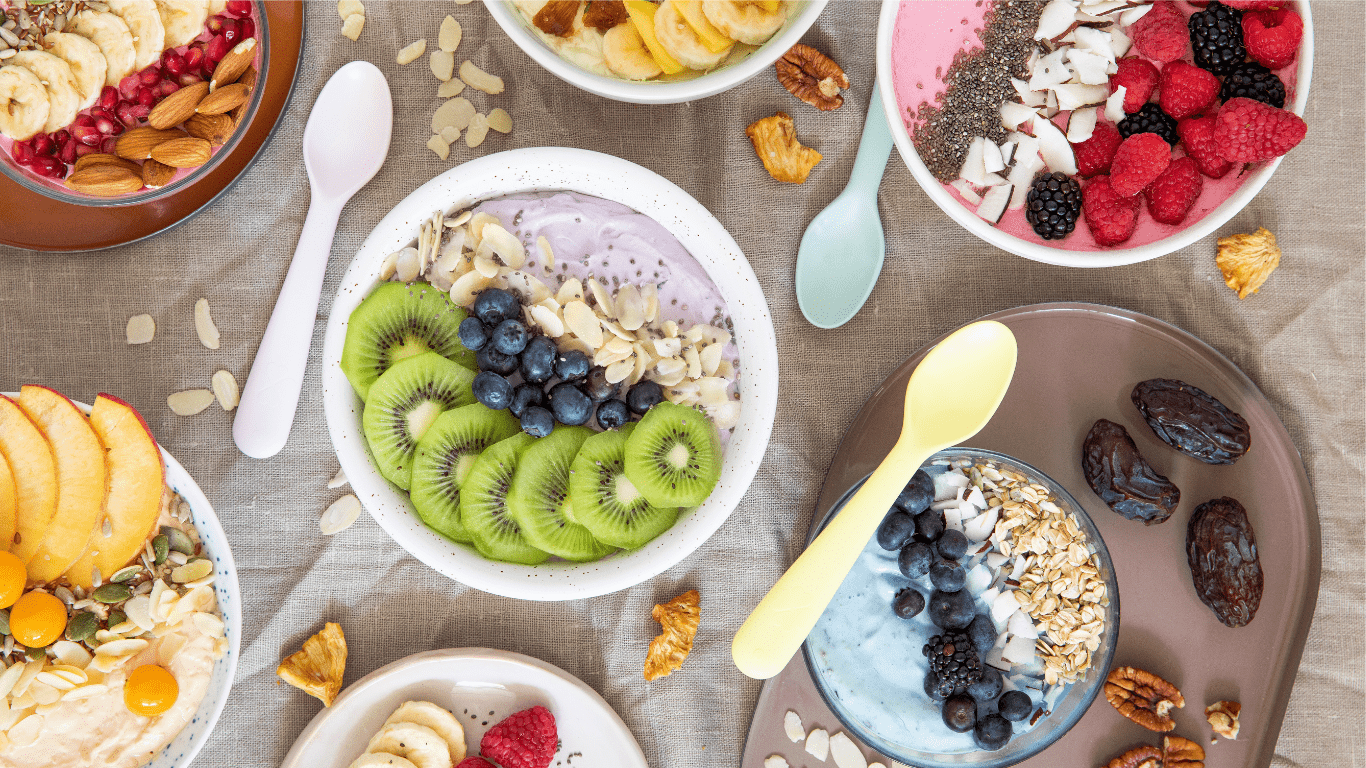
[
  {"x1": 141, "y1": 158, "x2": 177, "y2": 188},
  {"x1": 65, "y1": 164, "x2": 144, "y2": 196},
  {"x1": 115, "y1": 127, "x2": 186, "y2": 160},
  {"x1": 185, "y1": 113, "x2": 234, "y2": 146},
  {"x1": 73, "y1": 153, "x2": 141, "y2": 175},
  {"x1": 196, "y1": 83, "x2": 249, "y2": 115},
  {"x1": 210, "y1": 38, "x2": 256, "y2": 90},
  {"x1": 150, "y1": 137, "x2": 212, "y2": 168},
  {"x1": 148, "y1": 81, "x2": 209, "y2": 130},
  {"x1": 239, "y1": 65, "x2": 258, "y2": 92}
]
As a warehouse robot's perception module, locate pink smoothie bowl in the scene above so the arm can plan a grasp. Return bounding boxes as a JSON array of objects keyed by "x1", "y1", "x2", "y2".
[{"x1": 875, "y1": 0, "x2": 1313, "y2": 268}]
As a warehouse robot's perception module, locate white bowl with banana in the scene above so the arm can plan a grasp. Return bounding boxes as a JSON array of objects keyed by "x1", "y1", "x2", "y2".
[{"x1": 485, "y1": 0, "x2": 828, "y2": 104}]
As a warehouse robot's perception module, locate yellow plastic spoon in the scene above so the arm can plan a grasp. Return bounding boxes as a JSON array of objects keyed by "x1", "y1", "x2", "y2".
[{"x1": 731, "y1": 320, "x2": 1018, "y2": 680}]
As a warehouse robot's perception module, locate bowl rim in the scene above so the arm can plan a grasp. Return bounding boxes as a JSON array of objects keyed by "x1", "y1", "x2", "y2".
[
  {"x1": 482, "y1": 0, "x2": 829, "y2": 104},
  {"x1": 874, "y1": 0, "x2": 1314, "y2": 268},
  {"x1": 320, "y1": 147, "x2": 779, "y2": 601}
]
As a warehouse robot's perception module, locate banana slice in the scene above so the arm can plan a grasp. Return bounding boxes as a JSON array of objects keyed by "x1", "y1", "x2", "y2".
[
  {"x1": 9, "y1": 52, "x2": 82, "y2": 134},
  {"x1": 107, "y1": 0, "x2": 168, "y2": 70},
  {"x1": 44, "y1": 32, "x2": 109, "y2": 110},
  {"x1": 208, "y1": 0, "x2": 228, "y2": 13},
  {"x1": 654, "y1": 0, "x2": 731, "y2": 70},
  {"x1": 384, "y1": 702, "x2": 466, "y2": 764},
  {"x1": 701, "y1": 0, "x2": 787, "y2": 45},
  {"x1": 155, "y1": 0, "x2": 211, "y2": 49},
  {"x1": 68, "y1": 10, "x2": 138, "y2": 86},
  {"x1": 602, "y1": 23, "x2": 662, "y2": 81},
  {"x1": 0, "y1": 65, "x2": 51, "y2": 141},
  {"x1": 349, "y1": 754, "x2": 419, "y2": 768},
  {"x1": 366, "y1": 723, "x2": 452, "y2": 768}
]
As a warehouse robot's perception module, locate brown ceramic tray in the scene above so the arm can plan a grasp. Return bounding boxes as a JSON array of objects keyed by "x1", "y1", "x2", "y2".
[
  {"x1": 742, "y1": 303, "x2": 1320, "y2": 768},
  {"x1": 0, "y1": 1, "x2": 303, "y2": 253}
]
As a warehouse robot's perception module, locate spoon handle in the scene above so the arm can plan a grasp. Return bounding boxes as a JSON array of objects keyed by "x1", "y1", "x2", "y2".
[
  {"x1": 847, "y1": 84, "x2": 894, "y2": 198},
  {"x1": 731, "y1": 434, "x2": 931, "y2": 680},
  {"x1": 233, "y1": 194, "x2": 344, "y2": 459}
]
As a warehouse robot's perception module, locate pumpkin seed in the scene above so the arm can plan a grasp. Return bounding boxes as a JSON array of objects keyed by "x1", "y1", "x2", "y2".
[
  {"x1": 160, "y1": 526, "x2": 194, "y2": 556},
  {"x1": 26, "y1": 645, "x2": 44, "y2": 661},
  {"x1": 0, "y1": 609, "x2": 9, "y2": 636},
  {"x1": 152, "y1": 534, "x2": 169, "y2": 564},
  {"x1": 65, "y1": 612, "x2": 98, "y2": 643},
  {"x1": 107, "y1": 610, "x2": 126, "y2": 628},
  {"x1": 110, "y1": 566, "x2": 141, "y2": 584},
  {"x1": 93, "y1": 584, "x2": 132, "y2": 604}
]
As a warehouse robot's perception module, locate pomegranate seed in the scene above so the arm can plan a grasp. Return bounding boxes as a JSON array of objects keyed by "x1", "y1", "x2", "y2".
[
  {"x1": 183, "y1": 47, "x2": 205, "y2": 70},
  {"x1": 95, "y1": 115, "x2": 123, "y2": 136},
  {"x1": 58, "y1": 140, "x2": 77, "y2": 165},
  {"x1": 30, "y1": 155, "x2": 64, "y2": 179},
  {"x1": 52, "y1": 129, "x2": 71, "y2": 147},
  {"x1": 74, "y1": 114, "x2": 97, "y2": 130},
  {"x1": 237, "y1": 17, "x2": 255, "y2": 40},
  {"x1": 161, "y1": 49, "x2": 185, "y2": 75},
  {"x1": 11, "y1": 141, "x2": 35, "y2": 166},
  {"x1": 154, "y1": 79, "x2": 180, "y2": 98},
  {"x1": 75, "y1": 143, "x2": 99, "y2": 158},
  {"x1": 30, "y1": 134, "x2": 55, "y2": 156},
  {"x1": 71, "y1": 124, "x2": 102, "y2": 146},
  {"x1": 206, "y1": 35, "x2": 230, "y2": 64},
  {"x1": 221, "y1": 19, "x2": 241, "y2": 45},
  {"x1": 201, "y1": 61, "x2": 217, "y2": 80},
  {"x1": 225, "y1": 0, "x2": 253, "y2": 18},
  {"x1": 116, "y1": 102, "x2": 140, "y2": 126},
  {"x1": 178, "y1": 72, "x2": 203, "y2": 87},
  {"x1": 100, "y1": 136, "x2": 119, "y2": 154},
  {"x1": 138, "y1": 87, "x2": 157, "y2": 107},
  {"x1": 139, "y1": 66, "x2": 162, "y2": 87},
  {"x1": 207, "y1": 15, "x2": 226, "y2": 34},
  {"x1": 119, "y1": 75, "x2": 141, "y2": 100},
  {"x1": 90, "y1": 107, "x2": 115, "y2": 123},
  {"x1": 99, "y1": 85, "x2": 119, "y2": 112}
]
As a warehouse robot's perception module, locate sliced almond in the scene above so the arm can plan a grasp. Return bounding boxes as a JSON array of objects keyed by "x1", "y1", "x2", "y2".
[
  {"x1": 615, "y1": 284, "x2": 645, "y2": 330},
  {"x1": 426, "y1": 133, "x2": 450, "y2": 160},
  {"x1": 587, "y1": 278, "x2": 615, "y2": 317},
  {"x1": 459, "y1": 61, "x2": 504, "y2": 94},
  {"x1": 395, "y1": 247, "x2": 420, "y2": 282},
  {"x1": 528, "y1": 304, "x2": 564, "y2": 337},
  {"x1": 73, "y1": 153, "x2": 140, "y2": 174},
  {"x1": 605, "y1": 358, "x2": 635, "y2": 384},
  {"x1": 147, "y1": 81, "x2": 209, "y2": 130},
  {"x1": 397, "y1": 39, "x2": 427, "y2": 65},
  {"x1": 194, "y1": 297, "x2": 220, "y2": 349},
  {"x1": 185, "y1": 113, "x2": 234, "y2": 146},
  {"x1": 473, "y1": 252, "x2": 499, "y2": 278},
  {"x1": 487, "y1": 107, "x2": 512, "y2": 134},
  {"x1": 439, "y1": 125, "x2": 460, "y2": 143},
  {"x1": 700, "y1": 343, "x2": 724, "y2": 376},
  {"x1": 556, "y1": 277, "x2": 584, "y2": 304},
  {"x1": 481, "y1": 223, "x2": 525, "y2": 268},
  {"x1": 125, "y1": 314, "x2": 155, "y2": 345},
  {"x1": 210, "y1": 38, "x2": 257, "y2": 90},
  {"x1": 449, "y1": 270, "x2": 491, "y2": 306},
  {"x1": 211, "y1": 370, "x2": 239, "y2": 411},
  {"x1": 379, "y1": 250, "x2": 400, "y2": 280},
  {"x1": 563, "y1": 300, "x2": 604, "y2": 349},
  {"x1": 431, "y1": 97, "x2": 476, "y2": 134},
  {"x1": 684, "y1": 347, "x2": 702, "y2": 379},
  {"x1": 141, "y1": 159, "x2": 176, "y2": 188},
  {"x1": 465, "y1": 112, "x2": 490, "y2": 148},
  {"x1": 63, "y1": 164, "x2": 143, "y2": 196},
  {"x1": 337, "y1": 0, "x2": 364, "y2": 18},
  {"x1": 196, "y1": 83, "x2": 249, "y2": 115},
  {"x1": 653, "y1": 337, "x2": 682, "y2": 358},
  {"x1": 641, "y1": 283, "x2": 659, "y2": 323},
  {"x1": 150, "y1": 137, "x2": 211, "y2": 168},
  {"x1": 429, "y1": 50, "x2": 455, "y2": 81},
  {"x1": 595, "y1": 345, "x2": 632, "y2": 367},
  {"x1": 341, "y1": 13, "x2": 365, "y2": 41},
  {"x1": 535, "y1": 235, "x2": 553, "y2": 267},
  {"x1": 167, "y1": 389, "x2": 214, "y2": 416},
  {"x1": 327, "y1": 467, "x2": 349, "y2": 489},
  {"x1": 320, "y1": 494, "x2": 362, "y2": 535},
  {"x1": 438, "y1": 15, "x2": 462, "y2": 52},
  {"x1": 437, "y1": 78, "x2": 465, "y2": 98}
]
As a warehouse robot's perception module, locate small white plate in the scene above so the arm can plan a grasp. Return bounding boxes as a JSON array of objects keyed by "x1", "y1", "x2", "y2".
[{"x1": 279, "y1": 648, "x2": 648, "y2": 768}]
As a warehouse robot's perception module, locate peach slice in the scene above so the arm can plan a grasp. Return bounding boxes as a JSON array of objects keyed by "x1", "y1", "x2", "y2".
[
  {"x1": 17, "y1": 386, "x2": 107, "y2": 583},
  {"x1": 0, "y1": 452, "x2": 16, "y2": 554},
  {"x1": 0, "y1": 394, "x2": 56, "y2": 561},
  {"x1": 66, "y1": 394, "x2": 165, "y2": 589}
]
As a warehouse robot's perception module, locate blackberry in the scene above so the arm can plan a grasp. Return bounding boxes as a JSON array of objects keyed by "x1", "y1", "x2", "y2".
[
  {"x1": 1023, "y1": 172, "x2": 1082, "y2": 241},
  {"x1": 1118, "y1": 104, "x2": 1180, "y2": 146},
  {"x1": 1189, "y1": 2, "x2": 1245, "y2": 76},
  {"x1": 922, "y1": 632, "x2": 982, "y2": 696},
  {"x1": 1220, "y1": 62, "x2": 1286, "y2": 108}
]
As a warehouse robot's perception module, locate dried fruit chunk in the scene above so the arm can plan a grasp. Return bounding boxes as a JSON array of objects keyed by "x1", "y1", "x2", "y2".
[
  {"x1": 487, "y1": 108, "x2": 512, "y2": 134},
  {"x1": 1187, "y1": 497, "x2": 1263, "y2": 628},
  {"x1": 534, "y1": 0, "x2": 581, "y2": 36},
  {"x1": 776, "y1": 43, "x2": 848, "y2": 111},
  {"x1": 584, "y1": 0, "x2": 628, "y2": 31},
  {"x1": 1132, "y1": 379, "x2": 1250, "y2": 465},
  {"x1": 1104, "y1": 745, "x2": 1162, "y2": 768},
  {"x1": 338, "y1": 0, "x2": 364, "y2": 18},
  {"x1": 1206, "y1": 700, "x2": 1241, "y2": 740},
  {"x1": 745, "y1": 112, "x2": 822, "y2": 184},
  {"x1": 277, "y1": 622, "x2": 347, "y2": 706},
  {"x1": 1104, "y1": 666, "x2": 1185, "y2": 732},
  {"x1": 1216, "y1": 227, "x2": 1280, "y2": 299},
  {"x1": 427, "y1": 133, "x2": 450, "y2": 160},
  {"x1": 1082, "y1": 419, "x2": 1180, "y2": 525},
  {"x1": 1163, "y1": 735, "x2": 1205, "y2": 768},
  {"x1": 643, "y1": 589, "x2": 699, "y2": 681}
]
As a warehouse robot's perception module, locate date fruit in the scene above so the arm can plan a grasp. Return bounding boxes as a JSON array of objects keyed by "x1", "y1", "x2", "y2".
[
  {"x1": 1132, "y1": 379, "x2": 1251, "y2": 464},
  {"x1": 1186, "y1": 497, "x2": 1263, "y2": 627},
  {"x1": 1083, "y1": 419, "x2": 1181, "y2": 525}
]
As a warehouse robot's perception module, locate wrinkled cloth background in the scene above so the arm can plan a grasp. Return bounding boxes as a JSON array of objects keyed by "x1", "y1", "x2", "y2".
[{"x1": 1, "y1": 2, "x2": 1362, "y2": 766}]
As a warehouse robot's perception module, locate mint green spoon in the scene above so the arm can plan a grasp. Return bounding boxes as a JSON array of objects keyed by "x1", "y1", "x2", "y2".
[{"x1": 795, "y1": 84, "x2": 894, "y2": 329}]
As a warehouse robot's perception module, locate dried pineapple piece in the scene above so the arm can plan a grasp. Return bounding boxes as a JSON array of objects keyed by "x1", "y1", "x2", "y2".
[
  {"x1": 745, "y1": 112, "x2": 822, "y2": 184},
  {"x1": 1216, "y1": 227, "x2": 1280, "y2": 299},
  {"x1": 644, "y1": 590, "x2": 700, "y2": 681},
  {"x1": 277, "y1": 622, "x2": 347, "y2": 706}
]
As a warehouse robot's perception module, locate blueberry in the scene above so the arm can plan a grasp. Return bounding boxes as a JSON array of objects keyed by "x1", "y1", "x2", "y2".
[
  {"x1": 898, "y1": 541, "x2": 934, "y2": 579},
  {"x1": 584, "y1": 366, "x2": 620, "y2": 403},
  {"x1": 915, "y1": 509, "x2": 945, "y2": 542},
  {"x1": 877, "y1": 510, "x2": 917, "y2": 551},
  {"x1": 549, "y1": 382, "x2": 592, "y2": 426},
  {"x1": 929, "y1": 560, "x2": 967, "y2": 593},
  {"x1": 491, "y1": 319, "x2": 530, "y2": 356},
  {"x1": 509, "y1": 383, "x2": 544, "y2": 418},
  {"x1": 924, "y1": 671, "x2": 948, "y2": 702},
  {"x1": 554, "y1": 349, "x2": 591, "y2": 381},
  {"x1": 937, "y1": 529, "x2": 968, "y2": 560},
  {"x1": 473, "y1": 288, "x2": 520, "y2": 326},
  {"x1": 928, "y1": 589, "x2": 976, "y2": 630},
  {"x1": 997, "y1": 691, "x2": 1033, "y2": 722},
  {"x1": 626, "y1": 380, "x2": 664, "y2": 414},
  {"x1": 476, "y1": 347, "x2": 518, "y2": 376},
  {"x1": 896, "y1": 469, "x2": 935, "y2": 514},
  {"x1": 892, "y1": 588, "x2": 925, "y2": 619},
  {"x1": 973, "y1": 713, "x2": 1012, "y2": 751},
  {"x1": 942, "y1": 694, "x2": 977, "y2": 733},
  {"x1": 519, "y1": 336, "x2": 556, "y2": 383},
  {"x1": 472, "y1": 371, "x2": 513, "y2": 410},
  {"x1": 596, "y1": 399, "x2": 630, "y2": 430},
  {"x1": 520, "y1": 406, "x2": 555, "y2": 438},
  {"x1": 967, "y1": 613, "x2": 997, "y2": 656},
  {"x1": 968, "y1": 667, "x2": 1003, "y2": 702},
  {"x1": 457, "y1": 316, "x2": 489, "y2": 351}
]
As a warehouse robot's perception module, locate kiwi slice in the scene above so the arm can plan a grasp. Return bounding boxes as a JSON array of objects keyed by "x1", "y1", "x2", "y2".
[
  {"x1": 341, "y1": 280, "x2": 475, "y2": 401},
  {"x1": 568, "y1": 424, "x2": 679, "y2": 550},
  {"x1": 410, "y1": 403, "x2": 521, "y2": 543},
  {"x1": 362, "y1": 351, "x2": 476, "y2": 491},
  {"x1": 624, "y1": 402, "x2": 723, "y2": 507},
  {"x1": 460, "y1": 433, "x2": 548, "y2": 565},
  {"x1": 507, "y1": 427, "x2": 615, "y2": 562}
]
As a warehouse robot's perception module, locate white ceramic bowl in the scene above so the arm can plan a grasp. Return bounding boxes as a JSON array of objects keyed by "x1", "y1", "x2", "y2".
[
  {"x1": 875, "y1": 0, "x2": 1314, "y2": 267},
  {"x1": 484, "y1": 0, "x2": 829, "y2": 104},
  {"x1": 321, "y1": 147, "x2": 779, "y2": 601}
]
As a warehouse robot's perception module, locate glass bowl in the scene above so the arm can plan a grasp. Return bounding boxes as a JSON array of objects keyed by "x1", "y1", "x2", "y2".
[{"x1": 803, "y1": 448, "x2": 1120, "y2": 768}]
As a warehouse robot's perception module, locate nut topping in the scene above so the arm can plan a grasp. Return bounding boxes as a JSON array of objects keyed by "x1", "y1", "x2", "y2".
[
  {"x1": 147, "y1": 81, "x2": 209, "y2": 130},
  {"x1": 533, "y1": 0, "x2": 581, "y2": 37},
  {"x1": 150, "y1": 137, "x2": 211, "y2": 169},
  {"x1": 1103, "y1": 745, "x2": 1162, "y2": 768},
  {"x1": 196, "y1": 82, "x2": 249, "y2": 116},
  {"x1": 210, "y1": 37, "x2": 257, "y2": 90},
  {"x1": 1105, "y1": 666, "x2": 1185, "y2": 732},
  {"x1": 141, "y1": 159, "x2": 176, "y2": 189},
  {"x1": 776, "y1": 43, "x2": 849, "y2": 111},
  {"x1": 185, "y1": 113, "x2": 234, "y2": 146},
  {"x1": 115, "y1": 128, "x2": 187, "y2": 161},
  {"x1": 63, "y1": 164, "x2": 144, "y2": 197},
  {"x1": 1205, "y1": 700, "x2": 1241, "y2": 740},
  {"x1": 1163, "y1": 735, "x2": 1206, "y2": 768}
]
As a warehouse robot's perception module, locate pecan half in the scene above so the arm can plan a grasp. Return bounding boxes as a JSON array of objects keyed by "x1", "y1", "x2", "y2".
[
  {"x1": 583, "y1": 0, "x2": 628, "y2": 32},
  {"x1": 1104, "y1": 745, "x2": 1162, "y2": 768},
  {"x1": 1205, "y1": 700, "x2": 1241, "y2": 740},
  {"x1": 1104, "y1": 666, "x2": 1185, "y2": 732},
  {"x1": 1164, "y1": 735, "x2": 1206, "y2": 768},
  {"x1": 775, "y1": 43, "x2": 849, "y2": 111},
  {"x1": 533, "y1": 0, "x2": 581, "y2": 37}
]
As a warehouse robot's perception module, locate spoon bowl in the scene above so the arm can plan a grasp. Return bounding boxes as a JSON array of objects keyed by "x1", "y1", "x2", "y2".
[{"x1": 302, "y1": 62, "x2": 393, "y2": 199}]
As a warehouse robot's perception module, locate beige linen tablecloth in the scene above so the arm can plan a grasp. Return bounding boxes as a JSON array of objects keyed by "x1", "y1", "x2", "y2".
[{"x1": 1, "y1": 3, "x2": 1362, "y2": 766}]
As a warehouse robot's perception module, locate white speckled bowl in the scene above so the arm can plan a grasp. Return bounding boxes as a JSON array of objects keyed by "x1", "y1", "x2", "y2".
[{"x1": 321, "y1": 147, "x2": 779, "y2": 601}]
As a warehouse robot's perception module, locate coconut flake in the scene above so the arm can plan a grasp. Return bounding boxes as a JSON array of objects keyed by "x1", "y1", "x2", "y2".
[
  {"x1": 1105, "y1": 85, "x2": 1127, "y2": 124},
  {"x1": 1035, "y1": 0, "x2": 1078, "y2": 40},
  {"x1": 1067, "y1": 48, "x2": 1111, "y2": 85},
  {"x1": 1008, "y1": 609, "x2": 1040, "y2": 639},
  {"x1": 1066, "y1": 106, "x2": 1098, "y2": 143},
  {"x1": 1028, "y1": 49, "x2": 1072, "y2": 92},
  {"x1": 1119, "y1": 3, "x2": 1152, "y2": 26},
  {"x1": 964, "y1": 564, "x2": 994, "y2": 593},
  {"x1": 959, "y1": 137, "x2": 988, "y2": 185},
  {"x1": 1033, "y1": 117, "x2": 1078, "y2": 175},
  {"x1": 949, "y1": 179, "x2": 983, "y2": 205},
  {"x1": 991, "y1": 590, "x2": 1020, "y2": 624},
  {"x1": 1002, "y1": 634, "x2": 1038, "y2": 666}
]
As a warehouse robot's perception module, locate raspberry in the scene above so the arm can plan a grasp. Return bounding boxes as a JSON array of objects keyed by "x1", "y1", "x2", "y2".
[
  {"x1": 1143, "y1": 157, "x2": 1204, "y2": 225},
  {"x1": 1243, "y1": 7, "x2": 1303, "y2": 69},
  {"x1": 1083, "y1": 176, "x2": 1142, "y2": 246},
  {"x1": 1222, "y1": 0, "x2": 1280, "y2": 9},
  {"x1": 1131, "y1": 3, "x2": 1189, "y2": 63},
  {"x1": 480, "y1": 706, "x2": 557, "y2": 768},
  {"x1": 1073, "y1": 119, "x2": 1123, "y2": 177},
  {"x1": 1178, "y1": 115, "x2": 1235, "y2": 178},
  {"x1": 1111, "y1": 58, "x2": 1159, "y2": 114},
  {"x1": 1110, "y1": 133, "x2": 1173, "y2": 197},
  {"x1": 1158, "y1": 61, "x2": 1220, "y2": 119},
  {"x1": 457, "y1": 760, "x2": 496, "y2": 768},
  {"x1": 1214, "y1": 97, "x2": 1307, "y2": 162}
]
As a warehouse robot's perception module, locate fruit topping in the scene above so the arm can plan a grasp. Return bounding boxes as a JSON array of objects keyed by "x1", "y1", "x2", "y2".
[
  {"x1": 1131, "y1": 379, "x2": 1251, "y2": 464},
  {"x1": 892, "y1": 588, "x2": 925, "y2": 619},
  {"x1": 746, "y1": 111, "x2": 823, "y2": 184},
  {"x1": 898, "y1": 541, "x2": 934, "y2": 579},
  {"x1": 935, "y1": 528, "x2": 968, "y2": 560},
  {"x1": 508, "y1": 427, "x2": 613, "y2": 562},
  {"x1": 520, "y1": 406, "x2": 555, "y2": 439},
  {"x1": 342, "y1": 281, "x2": 474, "y2": 400},
  {"x1": 481, "y1": 706, "x2": 558, "y2": 768},
  {"x1": 1104, "y1": 665, "x2": 1185, "y2": 732},
  {"x1": 1213, "y1": 96, "x2": 1306, "y2": 162},
  {"x1": 973, "y1": 713, "x2": 1013, "y2": 751},
  {"x1": 1186, "y1": 497, "x2": 1263, "y2": 627},
  {"x1": 643, "y1": 589, "x2": 700, "y2": 681},
  {"x1": 996, "y1": 690, "x2": 1033, "y2": 722},
  {"x1": 1110, "y1": 57, "x2": 1160, "y2": 114},
  {"x1": 1216, "y1": 226, "x2": 1281, "y2": 299},
  {"x1": 1157, "y1": 61, "x2": 1219, "y2": 119},
  {"x1": 1023, "y1": 171, "x2": 1082, "y2": 240},
  {"x1": 363, "y1": 352, "x2": 477, "y2": 490},
  {"x1": 940, "y1": 693, "x2": 977, "y2": 733},
  {"x1": 876, "y1": 509, "x2": 917, "y2": 551},
  {"x1": 1082, "y1": 419, "x2": 1181, "y2": 525},
  {"x1": 967, "y1": 666, "x2": 1003, "y2": 702},
  {"x1": 595, "y1": 399, "x2": 630, "y2": 430},
  {"x1": 277, "y1": 622, "x2": 347, "y2": 707},
  {"x1": 1131, "y1": 2, "x2": 1189, "y2": 63},
  {"x1": 409, "y1": 403, "x2": 520, "y2": 543},
  {"x1": 1117, "y1": 104, "x2": 1180, "y2": 146},
  {"x1": 1176, "y1": 115, "x2": 1234, "y2": 178},
  {"x1": 569, "y1": 424, "x2": 678, "y2": 550},
  {"x1": 927, "y1": 588, "x2": 976, "y2": 631},
  {"x1": 1110, "y1": 133, "x2": 1172, "y2": 197},
  {"x1": 1074, "y1": 119, "x2": 1123, "y2": 178},
  {"x1": 124, "y1": 664, "x2": 179, "y2": 716},
  {"x1": 473, "y1": 371, "x2": 515, "y2": 411},
  {"x1": 1083, "y1": 173, "x2": 1141, "y2": 241},
  {"x1": 1188, "y1": 1, "x2": 1245, "y2": 74},
  {"x1": 1219, "y1": 61, "x2": 1286, "y2": 108},
  {"x1": 896, "y1": 469, "x2": 934, "y2": 514},
  {"x1": 1241, "y1": 6, "x2": 1302, "y2": 69},
  {"x1": 1143, "y1": 156, "x2": 1204, "y2": 225}
]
